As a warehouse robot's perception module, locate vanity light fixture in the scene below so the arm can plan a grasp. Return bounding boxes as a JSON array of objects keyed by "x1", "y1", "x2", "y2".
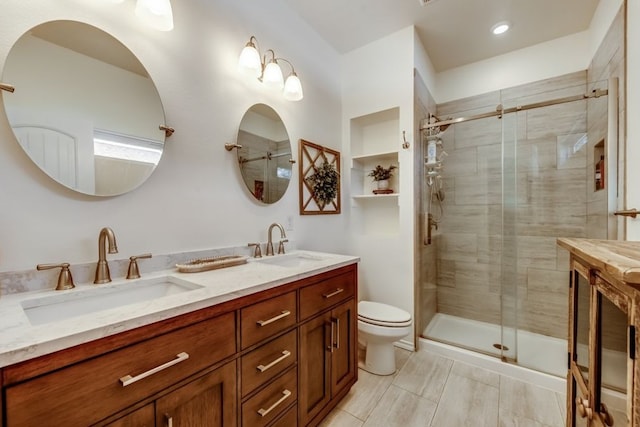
[
  {"x1": 238, "y1": 36, "x2": 304, "y2": 101},
  {"x1": 102, "y1": 0, "x2": 174, "y2": 31},
  {"x1": 135, "y1": 0, "x2": 174, "y2": 31},
  {"x1": 491, "y1": 21, "x2": 510, "y2": 35}
]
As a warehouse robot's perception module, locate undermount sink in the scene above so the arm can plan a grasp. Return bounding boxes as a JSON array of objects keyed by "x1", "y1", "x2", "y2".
[
  {"x1": 21, "y1": 276, "x2": 203, "y2": 325},
  {"x1": 252, "y1": 252, "x2": 328, "y2": 268}
]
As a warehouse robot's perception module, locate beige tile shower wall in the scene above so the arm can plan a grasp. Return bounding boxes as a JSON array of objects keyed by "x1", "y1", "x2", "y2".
[
  {"x1": 587, "y1": 6, "x2": 625, "y2": 240},
  {"x1": 434, "y1": 72, "x2": 590, "y2": 339}
]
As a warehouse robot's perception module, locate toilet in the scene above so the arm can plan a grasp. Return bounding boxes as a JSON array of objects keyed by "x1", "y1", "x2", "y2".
[{"x1": 358, "y1": 300, "x2": 412, "y2": 375}]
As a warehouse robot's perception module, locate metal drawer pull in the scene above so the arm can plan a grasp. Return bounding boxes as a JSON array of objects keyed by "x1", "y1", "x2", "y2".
[
  {"x1": 257, "y1": 350, "x2": 291, "y2": 372},
  {"x1": 257, "y1": 389, "x2": 292, "y2": 417},
  {"x1": 257, "y1": 310, "x2": 291, "y2": 327},
  {"x1": 323, "y1": 288, "x2": 344, "y2": 299},
  {"x1": 120, "y1": 352, "x2": 189, "y2": 387}
]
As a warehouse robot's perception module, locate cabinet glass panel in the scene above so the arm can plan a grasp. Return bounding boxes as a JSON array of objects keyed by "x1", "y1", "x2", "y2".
[
  {"x1": 575, "y1": 270, "x2": 590, "y2": 383},
  {"x1": 598, "y1": 289, "x2": 628, "y2": 426}
]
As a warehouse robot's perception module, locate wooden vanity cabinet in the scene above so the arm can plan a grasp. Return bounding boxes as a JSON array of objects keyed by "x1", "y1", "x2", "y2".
[
  {"x1": 0, "y1": 263, "x2": 358, "y2": 427},
  {"x1": 560, "y1": 238, "x2": 640, "y2": 427},
  {"x1": 298, "y1": 271, "x2": 358, "y2": 427},
  {"x1": 107, "y1": 361, "x2": 237, "y2": 427}
]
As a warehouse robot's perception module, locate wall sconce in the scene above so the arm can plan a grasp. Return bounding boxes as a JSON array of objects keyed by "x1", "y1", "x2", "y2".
[
  {"x1": 103, "y1": 0, "x2": 174, "y2": 31},
  {"x1": 238, "y1": 36, "x2": 304, "y2": 101}
]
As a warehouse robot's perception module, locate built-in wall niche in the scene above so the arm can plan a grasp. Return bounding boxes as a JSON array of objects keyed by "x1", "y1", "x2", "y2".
[
  {"x1": 349, "y1": 106, "x2": 400, "y2": 235},
  {"x1": 594, "y1": 139, "x2": 605, "y2": 191},
  {"x1": 350, "y1": 107, "x2": 399, "y2": 156}
]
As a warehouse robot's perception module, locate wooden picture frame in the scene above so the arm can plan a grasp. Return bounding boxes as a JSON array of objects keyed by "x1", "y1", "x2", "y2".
[{"x1": 299, "y1": 139, "x2": 341, "y2": 215}]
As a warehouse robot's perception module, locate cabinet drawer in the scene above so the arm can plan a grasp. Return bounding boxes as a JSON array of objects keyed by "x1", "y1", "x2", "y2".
[
  {"x1": 242, "y1": 367, "x2": 297, "y2": 427},
  {"x1": 270, "y1": 404, "x2": 297, "y2": 427},
  {"x1": 241, "y1": 291, "x2": 296, "y2": 349},
  {"x1": 299, "y1": 272, "x2": 355, "y2": 320},
  {"x1": 5, "y1": 312, "x2": 236, "y2": 427},
  {"x1": 241, "y1": 330, "x2": 297, "y2": 396}
]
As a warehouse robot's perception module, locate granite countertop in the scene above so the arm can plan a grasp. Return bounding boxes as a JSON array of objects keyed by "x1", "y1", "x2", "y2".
[
  {"x1": 0, "y1": 250, "x2": 359, "y2": 368},
  {"x1": 557, "y1": 238, "x2": 640, "y2": 285}
]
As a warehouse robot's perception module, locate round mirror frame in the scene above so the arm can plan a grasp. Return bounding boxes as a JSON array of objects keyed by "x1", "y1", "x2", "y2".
[
  {"x1": 1, "y1": 20, "x2": 168, "y2": 196},
  {"x1": 236, "y1": 104, "x2": 293, "y2": 204}
]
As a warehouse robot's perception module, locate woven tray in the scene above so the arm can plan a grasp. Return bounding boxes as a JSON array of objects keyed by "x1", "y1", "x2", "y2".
[{"x1": 176, "y1": 255, "x2": 248, "y2": 273}]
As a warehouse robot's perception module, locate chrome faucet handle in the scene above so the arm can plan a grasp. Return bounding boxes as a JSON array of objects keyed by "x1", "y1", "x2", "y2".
[
  {"x1": 248, "y1": 243, "x2": 262, "y2": 258},
  {"x1": 37, "y1": 262, "x2": 75, "y2": 290},
  {"x1": 127, "y1": 253, "x2": 152, "y2": 279},
  {"x1": 278, "y1": 239, "x2": 289, "y2": 254}
]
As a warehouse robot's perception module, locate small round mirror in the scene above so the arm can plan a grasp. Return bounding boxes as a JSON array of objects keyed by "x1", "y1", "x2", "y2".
[
  {"x1": 236, "y1": 104, "x2": 292, "y2": 204},
  {"x1": 1, "y1": 20, "x2": 167, "y2": 196}
]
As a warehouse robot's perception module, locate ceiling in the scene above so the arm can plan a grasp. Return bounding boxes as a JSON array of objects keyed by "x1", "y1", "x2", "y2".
[{"x1": 283, "y1": 0, "x2": 600, "y2": 72}]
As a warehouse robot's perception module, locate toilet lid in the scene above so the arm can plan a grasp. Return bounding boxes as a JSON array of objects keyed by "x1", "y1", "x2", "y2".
[{"x1": 358, "y1": 301, "x2": 412, "y2": 327}]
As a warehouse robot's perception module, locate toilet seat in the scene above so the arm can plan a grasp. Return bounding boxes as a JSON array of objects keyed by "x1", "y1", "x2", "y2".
[{"x1": 358, "y1": 301, "x2": 412, "y2": 328}]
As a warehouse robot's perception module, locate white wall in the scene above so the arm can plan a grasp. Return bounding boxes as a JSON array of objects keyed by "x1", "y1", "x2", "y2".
[
  {"x1": 342, "y1": 27, "x2": 416, "y2": 346},
  {"x1": 0, "y1": 0, "x2": 345, "y2": 273},
  {"x1": 434, "y1": 31, "x2": 590, "y2": 103}
]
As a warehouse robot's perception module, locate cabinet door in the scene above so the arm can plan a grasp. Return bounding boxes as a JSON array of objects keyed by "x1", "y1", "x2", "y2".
[
  {"x1": 155, "y1": 360, "x2": 237, "y2": 427},
  {"x1": 105, "y1": 404, "x2": 155, "y2": 427},
  {"x1": 569, "y1": 262, "x2": 592, "y2": 426},
  {"x1": 298, "y1": 312, "x2": 331, "y2": 425},
  {"x1": 330, "y1": 299, "x2": 357, "y2": 395},
  {"x1": 593, "y1": 278, "x2": 630, "y2": 427}
]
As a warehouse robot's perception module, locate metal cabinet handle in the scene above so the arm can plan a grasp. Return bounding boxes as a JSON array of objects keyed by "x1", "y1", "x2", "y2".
[
  {"x1": 257, "y1": 350, "x2": 291, "y2": 372},
  {"x1": 120, "y1": 352, "x2": 189, "y2": 387},
  {"x1": 323, "y1": 288, "x2": 344, "y2": 299},
  {"x1": 332, "y1": 317, "x2": 340, "y2": 349},
  {"x1": 614, "y1": 208, "x2": 638, "y2": 218},
  {"x1": 258, "y1": 389, "x2": 292, "y2": 417},
  {"x1": 328, "y1": 321, "x2": 335, "y2": 353},
  {"x1": 165, "y1": 413, "x2": 173, "y2": 427},
  {"x1": 257, "y1": 310, "x2": 291, "y2": 327}
]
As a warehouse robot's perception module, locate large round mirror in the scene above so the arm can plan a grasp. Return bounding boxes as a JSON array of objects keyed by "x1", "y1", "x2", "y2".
[
  {"x1": 236, "y1": 104, "x2": 293, "y2": 204},
  {"x1": 1, "y1": 20, "x2": 167, "y2": 196}
]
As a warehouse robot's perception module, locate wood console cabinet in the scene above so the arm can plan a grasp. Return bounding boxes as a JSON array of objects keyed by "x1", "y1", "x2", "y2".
[
  {"x1": 559, "y1": 238, "x2": 640, "y2": 427},
  {"x1": 0, "y1": 263, "x2": 358, "y2": 427}
]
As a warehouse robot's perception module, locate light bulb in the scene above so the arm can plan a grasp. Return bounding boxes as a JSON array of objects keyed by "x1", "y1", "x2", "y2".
[
  {"x1": 238, "y1": 44, "x2": 262, "y2": 79},
  {"x1": 135, "y1": 0, "x2": 174, "y2": 31},
  {"x1": 263, "y1": 60, "x2": 284, "y2": 90},
  {"x1": 491, "y1": 21, "x2": 510, "y2": 35},
  {"x1": 283, "y1": 72, "x2": 303, "y2": 101}
]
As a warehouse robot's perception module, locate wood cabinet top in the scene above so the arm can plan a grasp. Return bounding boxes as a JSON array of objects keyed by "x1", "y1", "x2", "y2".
[{"x1": 557, "y1": 238, "x2": 640, "y2": 285}]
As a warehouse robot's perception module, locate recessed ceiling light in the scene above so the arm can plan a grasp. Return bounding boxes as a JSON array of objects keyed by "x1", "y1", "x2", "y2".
[{"x1": 491, "y1": 21, "x2": 510, "y2": 35}]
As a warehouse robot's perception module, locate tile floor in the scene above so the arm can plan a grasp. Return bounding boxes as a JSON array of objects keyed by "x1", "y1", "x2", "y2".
[{"x1": 321, "y1": 347, "x2": 566, "y2": 427}]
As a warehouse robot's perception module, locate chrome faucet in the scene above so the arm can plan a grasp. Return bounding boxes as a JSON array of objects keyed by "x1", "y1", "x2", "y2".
[
  {"x1": 94, "y1": 227, "x2": 118, "y2": 284},
  {"x1": 266, "y1": 223, "x2": 288, "y2": 256}
]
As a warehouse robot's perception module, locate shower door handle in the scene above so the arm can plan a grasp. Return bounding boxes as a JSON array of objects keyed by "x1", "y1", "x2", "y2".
[{"x1": 614, "y1": 208, "x2": 638, "y2": 218}]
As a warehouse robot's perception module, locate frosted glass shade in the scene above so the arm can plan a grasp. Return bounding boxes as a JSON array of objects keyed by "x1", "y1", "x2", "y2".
[
  {"x1": 283, "y1": 73, "x2": 303, "y2": 101},
  {"x1": 263, "y1": 61, "x2": 284, "y2": 89},
  {"x1": 135, "y1": 0, "x2": 174, "y2": 31},
  {"x1": 238, "y1": 45, "x2": 262, "y2": 79}
]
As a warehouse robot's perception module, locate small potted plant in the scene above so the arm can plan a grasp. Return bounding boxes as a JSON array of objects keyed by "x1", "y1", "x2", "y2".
[{"x1": 368, "y1": 164, "x2": 397, "y2": 191}]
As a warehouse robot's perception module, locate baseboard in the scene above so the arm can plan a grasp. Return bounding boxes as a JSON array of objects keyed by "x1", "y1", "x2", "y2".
[{"x1": 394, "y1": 338, "x2": 415, "y2": 352}]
